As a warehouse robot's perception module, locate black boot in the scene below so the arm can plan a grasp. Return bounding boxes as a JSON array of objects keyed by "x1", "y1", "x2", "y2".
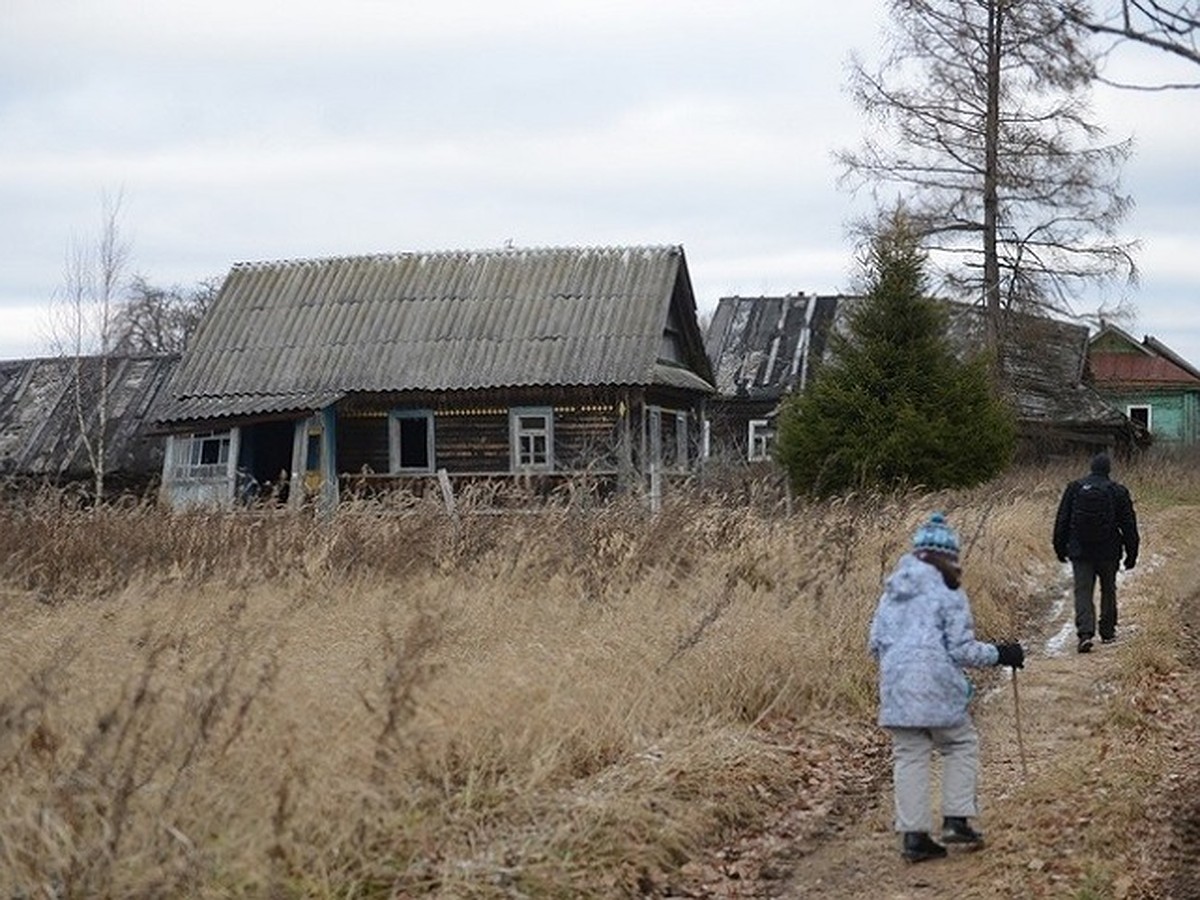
[
  {"x1": 942, "y1": 816, "x2": 985, "y2": 846},
  {"x1": 902, "y1": 831, "x2": 947, "y2": 862}
]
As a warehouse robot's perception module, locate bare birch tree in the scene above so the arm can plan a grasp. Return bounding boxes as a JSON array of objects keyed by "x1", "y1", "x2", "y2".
[
  {"x1": 838, "y1": 0, "x2": 1137, "y2": 351},
  {"x1": 46, "y1": 192, "x2": 130, "y2": 500}
]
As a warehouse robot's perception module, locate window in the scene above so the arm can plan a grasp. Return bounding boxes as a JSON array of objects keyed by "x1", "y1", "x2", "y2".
[
  {"x1": 1127, "y1": 404, "x2": 1152, "y2": 433},
  {"x1": 748, "y1": 419, "x2": 774, "y2": 462},
  {"x1": 644, "y1": 407, "x2": 690, "y2": 471},
  {"x1": 177, "y1": 430, "x2": 232, "y2": 478},
  {"x1": 661, "y1": 409, "x2": 679, "y2": 469},
  {"x1": 389, "y1": 410, "x2": 434, "y2": 472},
  {"x1": 305, "y1": 432, "x2": 322, "y2": 472},
  {"x1": 646, "y1": 407, "x2": 663, "y2": 469},
  {"x1": 510, "y1": 407, "x2": 553, "y2": 471},
  {"x1": 302, "y1": 418, "x2": 325, "y2": 494}
]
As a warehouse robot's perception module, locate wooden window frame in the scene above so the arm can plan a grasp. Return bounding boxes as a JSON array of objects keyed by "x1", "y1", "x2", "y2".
[
  {"x1": 748, "y1": 418, "x2": 774, "y2": 462},
  {"x1": 177, "y1": 429, "x2": 233, "y2": 479},
  {"x1": 389, "y1": 409, "x2": 435, "y2": 473},
  {"x1": 510, "y1": 407, "x2": 554, "y2": 472},
  {"x1": 1127, "y1": 404, "x2": 1152, "y2": 433}
]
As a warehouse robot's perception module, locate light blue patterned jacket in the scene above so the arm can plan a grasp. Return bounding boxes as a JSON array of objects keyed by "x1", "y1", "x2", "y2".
[{"x1": 868, "y1": 553, "x2": 1000, "y2": 729}]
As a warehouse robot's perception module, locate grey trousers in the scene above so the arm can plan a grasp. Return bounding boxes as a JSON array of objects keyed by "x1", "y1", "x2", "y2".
[
  {"x1": 887, "y1": 722, "x2": 979, "y2": 833},
  {"x1": 1071, "y1": 557, "x2": 1119, "y2": 640}
]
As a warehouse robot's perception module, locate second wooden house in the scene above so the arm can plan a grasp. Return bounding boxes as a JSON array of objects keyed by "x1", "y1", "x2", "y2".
[{"x1": 705, "y1": 294, "x2": 1134, "y2": 463}]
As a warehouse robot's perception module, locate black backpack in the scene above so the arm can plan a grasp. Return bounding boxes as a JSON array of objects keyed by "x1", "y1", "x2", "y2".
[{"x1": 1071, "y1": 481, "x2": 1116, "y2": 546}]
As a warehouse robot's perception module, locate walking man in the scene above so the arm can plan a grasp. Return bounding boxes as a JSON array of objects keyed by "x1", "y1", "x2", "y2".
[{"x1": 1053, "y1": 452, "x2": 1139, "y2": 653}]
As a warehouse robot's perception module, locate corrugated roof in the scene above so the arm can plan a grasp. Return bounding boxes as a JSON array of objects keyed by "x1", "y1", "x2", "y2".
[
  {"x1": 158, "y1": 245, "x2": 712, "y2": 426},
  {"x1": 0, "y1": 355, "x2": 178, "y2": 478},
  {"x1": 149, "y1": 391, "x2": 345, "y2": 427}
]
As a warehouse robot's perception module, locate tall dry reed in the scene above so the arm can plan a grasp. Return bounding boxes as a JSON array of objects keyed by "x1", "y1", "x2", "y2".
[{"x1": 3, "y1": 456, "x2": 1192, "y2": 898}]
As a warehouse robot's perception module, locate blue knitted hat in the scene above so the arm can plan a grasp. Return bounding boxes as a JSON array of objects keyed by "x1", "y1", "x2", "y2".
[{"x1": 912, "y1": 512, "x2": 960, "y2": 558}]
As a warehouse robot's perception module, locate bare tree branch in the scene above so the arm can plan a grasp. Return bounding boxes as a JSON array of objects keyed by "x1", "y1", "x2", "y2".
[
  {"x1": 840, "y1": 0, "x2": 1136, "y2": 349},
  {"x1": 114, "y1": 276, "x2": 219, "y2": 354},
  {"x1": 1072, "y1": 0, "x2": 1200, "y2": 67}
]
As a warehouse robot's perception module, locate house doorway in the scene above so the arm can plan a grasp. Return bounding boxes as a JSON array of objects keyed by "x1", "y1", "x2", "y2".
[{"x1": 237, "y1": 419, "x2": 296, "y2": 502}]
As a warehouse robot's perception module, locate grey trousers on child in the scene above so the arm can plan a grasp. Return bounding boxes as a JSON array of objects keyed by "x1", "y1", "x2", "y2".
[{"x1": 887, "y1": 722, "x2": 979, "y2": 833}]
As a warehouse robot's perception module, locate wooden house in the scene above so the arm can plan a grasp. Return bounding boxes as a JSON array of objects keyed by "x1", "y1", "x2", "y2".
[
  {"x1": 0, "y1": 354, "x2": 178, "y2": 492},
  {"x1": 1088, "y1": 322, "x2": 1200, "y2": 446},
  {"x1": 152, "y1": 245, "x2": 715, "y2": 509},
  {"x1": 705, "y1": 295, "x2": 1133, "y2": 462}
]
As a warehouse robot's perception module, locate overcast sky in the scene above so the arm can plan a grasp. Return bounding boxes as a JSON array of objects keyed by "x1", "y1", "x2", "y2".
[{"x1": 3, "y1": 1, "x2": 1198, "y2": 368}]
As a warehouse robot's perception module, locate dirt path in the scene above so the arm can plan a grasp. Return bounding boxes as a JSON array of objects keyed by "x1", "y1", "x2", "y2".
[
  {"x1": 678, "y1": 506, "x2": 1200, "y2": 900},
  {"x1": 764, "y1": 508, "x2": 1200, "y2": 900}
]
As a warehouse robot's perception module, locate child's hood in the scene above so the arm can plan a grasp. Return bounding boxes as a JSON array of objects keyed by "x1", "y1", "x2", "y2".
[{"x1": 881, "y1": 553, "x2": 941, "y2": 604}]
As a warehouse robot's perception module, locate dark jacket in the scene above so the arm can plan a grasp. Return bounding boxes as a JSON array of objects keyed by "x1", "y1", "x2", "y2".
[{"x1": 1053, "y1": 473, "x2": 1139, "y2": 564}]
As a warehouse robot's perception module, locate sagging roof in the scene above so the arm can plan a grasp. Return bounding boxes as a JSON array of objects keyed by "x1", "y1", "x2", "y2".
[
  {"x1": 157, "y1": 245, "x2": 714, "y2": 426},
  {"x1": 705, "y1": 294, "x2": 1125, "y2": 429},
  {"x1": 944, "y1": 305, "x2": 1125, "y2": 427},
  {"x1": 0, "y1": 354, "x2": 178, "y2": 478}
]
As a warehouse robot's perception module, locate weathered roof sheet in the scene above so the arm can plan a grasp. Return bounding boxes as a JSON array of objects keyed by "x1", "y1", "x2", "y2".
[
  {"x1": 704, "y1": 294, "x2": 842, "y2": 398},
  {"x1": 1088, "y1": 323, "x2": 1200, "y2": 386},
  {"x1": 158, "y1": 245, "x2": 713, "y2": 425},
  {"x1": 705, "y1": 294, "x2": 1125, "y2": 427},
  {"x1": 151, "y1": 391, "x2": 346, "y2": 426},
  {"x1": 0, "y1": 355, "x2": 178, "y2": 478},
  {"x1": 1142, "y1": 336, "x2": 1200, "y2": 380}
]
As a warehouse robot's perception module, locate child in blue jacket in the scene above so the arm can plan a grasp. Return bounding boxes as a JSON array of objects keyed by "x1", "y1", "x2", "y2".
[{"x1": 869, "y1": 512, "x2": 1025, "y2": 862}]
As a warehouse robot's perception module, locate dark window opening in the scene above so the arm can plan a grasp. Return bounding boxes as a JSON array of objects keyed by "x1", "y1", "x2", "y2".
[
  {"x1": 199, "y1": 439, "x2": 222, "y2": 465},
  {"x1": 399, "y1": 416, "x2": 430, "y2": 469}
]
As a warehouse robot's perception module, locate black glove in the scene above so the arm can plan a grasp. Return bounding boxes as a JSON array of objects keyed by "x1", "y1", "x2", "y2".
[
  {"x1": 1124, "y1": 557, "x2": 1137, "y2": 571},
  {"x1": 994, "y1": 642, "x2": 1025, "y2": 669}
]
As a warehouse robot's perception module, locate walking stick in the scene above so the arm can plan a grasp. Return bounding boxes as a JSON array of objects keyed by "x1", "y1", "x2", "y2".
[{"x1": 1011, "y1": 666, "x2": 1029, "y2": 779}]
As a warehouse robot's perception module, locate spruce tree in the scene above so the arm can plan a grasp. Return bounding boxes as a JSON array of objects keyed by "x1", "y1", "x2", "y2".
[{"x1": 775, "y1": 213, "x2": 1016, "y2": 496}]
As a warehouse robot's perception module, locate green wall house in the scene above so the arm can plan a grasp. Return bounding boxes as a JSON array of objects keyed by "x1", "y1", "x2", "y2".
[{"x1": 1088, "y1": 323, "x2": 1200, "y2": 446}]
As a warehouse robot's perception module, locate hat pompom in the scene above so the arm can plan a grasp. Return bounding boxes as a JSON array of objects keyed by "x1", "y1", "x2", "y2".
[{"x1": 912, "y1": 511, "x2": 961, "y2": 558}]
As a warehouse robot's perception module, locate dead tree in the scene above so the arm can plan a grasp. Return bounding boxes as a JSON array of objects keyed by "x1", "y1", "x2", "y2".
[{"x1": 839, "y1": 0, "x2": 1137, "y2": 352}]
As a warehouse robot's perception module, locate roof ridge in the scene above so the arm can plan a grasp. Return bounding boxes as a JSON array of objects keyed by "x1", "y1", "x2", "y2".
[{"x1": 230, "y1": 244, "x2": 683, "y2": 272}]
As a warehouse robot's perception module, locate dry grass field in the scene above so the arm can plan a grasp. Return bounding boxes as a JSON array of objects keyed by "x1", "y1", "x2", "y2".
[{"x1": 2, "y1": 456, "x2": 1196, "y2": 898}]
